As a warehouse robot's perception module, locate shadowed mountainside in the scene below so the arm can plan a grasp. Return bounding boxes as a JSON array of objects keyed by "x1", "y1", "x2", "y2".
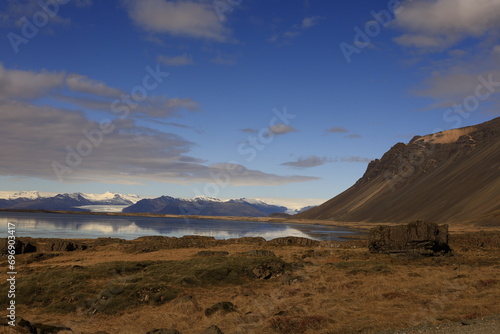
[{"x1": 296, "y1": 117, "x2": 500, "y2": 225}]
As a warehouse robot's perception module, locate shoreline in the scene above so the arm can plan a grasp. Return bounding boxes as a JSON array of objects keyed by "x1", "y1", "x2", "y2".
[{"x1": 1, "y1": 208, "x2": 498, "y2": 234}]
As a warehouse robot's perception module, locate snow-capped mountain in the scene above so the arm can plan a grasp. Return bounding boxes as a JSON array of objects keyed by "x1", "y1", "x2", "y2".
[
  {"x1": 0, "y1": 191, "x2": 318, "y2": 216},
  {"x1": 0, "y1": 191, "x2": 143, "y2": 212},
  {"x1": 79, "y1": 192, "x2": 142, "y2": 204},
  {"x1": 0, "y1": 191, "x2": 141, "y2": 204},
  {"x1": 0, "y1": 190, "x2": 57, "y2": 200},
  {"x1": 123, "y1": 196, "x2": 290, "y2": 217}
]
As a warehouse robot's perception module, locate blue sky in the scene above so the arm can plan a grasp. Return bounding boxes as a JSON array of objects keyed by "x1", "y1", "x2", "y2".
[{"x1": 0, "y1": 0, "x2": 499, "y2": 202}]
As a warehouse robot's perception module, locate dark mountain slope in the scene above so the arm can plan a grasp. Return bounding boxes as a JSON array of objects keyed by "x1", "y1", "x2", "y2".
[{"x1": 296, "y1": 117, "x2": 500, "y2": 225}]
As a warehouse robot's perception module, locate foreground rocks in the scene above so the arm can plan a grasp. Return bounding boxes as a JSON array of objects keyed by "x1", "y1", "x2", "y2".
[
  {"x1": 0, "y1": 317, "x2": 72, "y2": 333},
  {"x1": 1, "y1": 230, "x2": 498, "y2": 334},
  {"x1": 1, "y1": 235, "x2": 325, "y2": 256},
  {"x1": 0, "y1": 237, "x2": 89, "y2": 255},
  {"x1": 368, "y1": 221, "x2": 451, "y2": 256},
  {"x1": 204, "y1": 301, "x2": 237, "y2": 317}
]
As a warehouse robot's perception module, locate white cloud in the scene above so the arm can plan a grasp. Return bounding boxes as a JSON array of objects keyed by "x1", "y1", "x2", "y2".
[
  {"x1": 0, "y1": 0, "x2": 93, "y2": 27},
  {"x1": 336, "y1": 156, "x2": 372, "y2": 163},
  {"x1": 269, "y1": 16, "x2": 322, "y2": 45},
  {"x1": 163, "y1": 97, "x2": 199, "y2": 111},
  {"x1": 65, "y1": 73, "x2": 122, "y2": 98},
  {"x1": 0, "y1": 64, "x2": 65, "y2": 101},
  {"x1": 391, "y1": 1, "x2": 500, "y2": 113},
  {"x1": 326, "y1": 126, "x2": 348, "y2": 133},
  {"x1": 206, "y1": 163, "x2": 319, "y2": 186},
  {"x1": 0, "y1": 100, "x2": 194, "y2": 183},
  {"x1": 282, "y1": 155, "x2": 330, "y2": 168},
  {"x1": 393, "y1": 0, "x2": 500, "y2": 49},
  {"x1": 414, "y1": 70, "x2": 500, "y2": 112},
  {"x1": 0, "y1": 64, "x2": 318, "y2": 187},
  {"x1": 211, "y1": 53, "x2": 238, "y2": 65},
  {"x1": 281, "y1": 155, "x2": 371, "y2": 168},
  {"x1": 302, "y1": 16, "x2": 321, "y2": 29},
  {"x1": 124, "y1": 0, "x2": 227, "y2": 41},
  {"x1": 269, "y1": 124, "x2": 298, "y2": 135},
  {"x1": 0, "y1": 64, "x2": 198, "y2": 118},
  {"x1": 0, "y1": 101, "x2": 318, "y2": 186},
  {"x1": 157, "y1": 54, "x2": 195, "y2": 66}
]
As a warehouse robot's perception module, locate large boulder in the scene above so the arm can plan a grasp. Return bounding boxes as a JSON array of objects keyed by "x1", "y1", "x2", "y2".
[{"x1": 368, "y1": 221, "x2": 451, "y2": 256}]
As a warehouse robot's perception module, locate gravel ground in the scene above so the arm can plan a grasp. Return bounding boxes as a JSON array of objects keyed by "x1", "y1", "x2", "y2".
[{"x1": 374, "y1": 314, "x2": 500, "y2": 334}]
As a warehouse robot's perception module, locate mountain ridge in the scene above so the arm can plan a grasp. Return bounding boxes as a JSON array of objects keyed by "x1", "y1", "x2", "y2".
[
  {"x1": 0, "y1": 192, "x2": 314, "y2": 216},
  {"x1": 296, "y1": 117, "x2": 500, "y2": 225}
]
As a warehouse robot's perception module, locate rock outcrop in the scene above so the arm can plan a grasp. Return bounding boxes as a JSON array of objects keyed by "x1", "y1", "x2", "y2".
[
  {"x1": 252, "y1": 259, "x2": 287, "y2": 279},
  {"x1": 268, "y1": 237, "x2": 320, "y2": 247},
  {"x1": 1, "y1": 235, "x2": 322, "y2": 256},
  {"x1": 0, "y1": 317, "x2": 72, "y2": 333},
  {"x1": 0, "y1": 237, "x2": 88, "y2": 255},
  {"x1": 204, "y1": 301, "x2": 237, "y2": 317},
  {"x1": 368, "y1": 221, "x2": 451, "y2": 256}
]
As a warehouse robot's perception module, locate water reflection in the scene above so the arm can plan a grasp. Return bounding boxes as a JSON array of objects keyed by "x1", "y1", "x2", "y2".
[{"x1": 0, "y1": 212, "x2": 355, "y2": 241}]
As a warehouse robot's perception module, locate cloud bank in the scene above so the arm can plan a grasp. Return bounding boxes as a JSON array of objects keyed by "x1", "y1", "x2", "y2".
[
  {"x1": 393, "y1": 0, "x2": 500, "y2": 50},
  {"x1": 0, "y1": 64, "x2": 318, "y2": 186},
  {"x1": 123, "y1": 0, "x2": 228, "y2": 41},
  {"x1": 282, "y1": 155, "x2": 372, "y2": 169}
]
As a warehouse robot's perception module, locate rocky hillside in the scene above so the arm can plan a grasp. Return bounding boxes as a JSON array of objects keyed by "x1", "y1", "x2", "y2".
[{"x1": 296, "y1": 117, "x2": 500, "y2": 225}]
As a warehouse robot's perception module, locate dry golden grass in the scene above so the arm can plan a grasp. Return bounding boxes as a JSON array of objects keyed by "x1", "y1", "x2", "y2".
[{"x1": 1, "y1": 232, "x2": 499, "y2": 334}]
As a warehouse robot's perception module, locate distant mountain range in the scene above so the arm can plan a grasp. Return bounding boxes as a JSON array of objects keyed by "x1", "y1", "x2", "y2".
[
  {"x1": 0, "y1": 192, "x2": 141, "y2": 212},
  {"x1": 122, "y1": 196, "x2": 289, "y2": 217},
  {"x1": 0, "y1": 191, "x2": 313, "y2": 217},
  {"x1": 296, "y1": 117, "x2": 500, "y2": 225}
]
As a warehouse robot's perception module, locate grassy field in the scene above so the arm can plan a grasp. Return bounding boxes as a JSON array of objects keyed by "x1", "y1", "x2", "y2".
[{"x1": 1, "y1": 231, "x2": 499, "y2": 334}]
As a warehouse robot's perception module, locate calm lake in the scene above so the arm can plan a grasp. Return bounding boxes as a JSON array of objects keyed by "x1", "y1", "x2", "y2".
[{"x1": 0, "y1": 211, "x2": 356, "y2": 241}]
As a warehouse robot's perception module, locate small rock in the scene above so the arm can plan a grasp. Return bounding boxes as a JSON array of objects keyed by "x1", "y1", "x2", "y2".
[
  {"x1": 282, "y1": 275, "x2": 306, "y2": 285},
  {"x1": 15, "y1": 317, "x2": 72, "y2": 333},
  {"x1": 252, "y1": 260, "x2": 286, "y2": 279},
  {"x1": 146, "y1": 329, "x2": 182, "y2": 334},
  {"x1": 196, "y1": 251, "x2": 229, "y2": 256},
  {"x1": 205, "y1": 301, "x2": 237, "y2": 317}
]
